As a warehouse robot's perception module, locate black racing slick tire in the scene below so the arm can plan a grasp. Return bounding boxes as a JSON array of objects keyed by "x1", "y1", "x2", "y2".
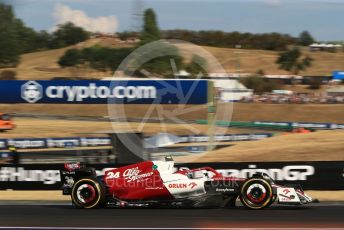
[
  {"x1": 71, "y1": 177, "x2": 105, "y2": 209},
  {"x1": 239, "y1": 178, "x2": 273, "y2": 210}
]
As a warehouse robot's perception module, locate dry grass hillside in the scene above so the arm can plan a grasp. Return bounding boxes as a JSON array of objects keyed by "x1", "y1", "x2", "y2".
[
  {"x1": 0, "y1": 117, "x2": 260, "y2": 138},
  {"x1": 1, "y1": 103, "x2": 343, "y2": 123},
  {"x1": 201, "y1": 46, "x2": 344, "y2": 76},
  {"x1": 228, "y1": 103, "x2": 344, "y2": 123},
  {"x1": 0, "y1": 104, "x2": 208, "y2": 121},
  {"x1": 176, "y1": 130, "x2": 344, "y2": 162},
  {"x1": 2, "y1": 38, "x2": 344, "y2": 79},
  {"x1": 2, "y1": 38, "x2": 133, "y2": 80}
]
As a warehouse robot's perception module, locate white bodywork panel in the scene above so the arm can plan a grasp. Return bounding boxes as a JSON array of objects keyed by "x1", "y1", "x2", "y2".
[
  {"x1": 164, "y1": 179, "x2": 207, "y2": 198},
  {"x1": 276, "y1": 187, "x2": 301, "y2": 203},
  {"x1": 153, "y1": 160, "x2": 208, "y2": 198}
]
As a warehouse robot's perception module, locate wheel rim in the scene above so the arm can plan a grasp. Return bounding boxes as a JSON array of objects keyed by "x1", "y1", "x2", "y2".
[
  {"x1": 246, "y1": 183, "x2": 266, "y2": 204},
  {"x1": 76, "y1": 184, "x2": 96, "y2": 204}
]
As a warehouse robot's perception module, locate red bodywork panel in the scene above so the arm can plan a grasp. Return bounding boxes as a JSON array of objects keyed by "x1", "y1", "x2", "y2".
[
  {"x1": 104, "y1": 161, "x2": 173, "y2": 200},
  {"x1": 103, "y1": 161, "x2": 245, "y2": 201}
]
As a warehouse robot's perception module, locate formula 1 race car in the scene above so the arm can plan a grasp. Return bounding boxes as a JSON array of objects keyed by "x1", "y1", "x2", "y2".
[{"x1": 60, "y1": 158, "x2": 312, "y2": 209}]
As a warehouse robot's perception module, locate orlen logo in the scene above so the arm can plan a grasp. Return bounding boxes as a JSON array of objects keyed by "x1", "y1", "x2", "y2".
[
  {"x1": 21, "y1": 81, "x2": 43, "y2": 103},
  {"x1": 169, "y1": 182, "x2": 197, "y2": 189},
  {"x1": 189, "y1": 182, "x2": 197, "y2": 189}
]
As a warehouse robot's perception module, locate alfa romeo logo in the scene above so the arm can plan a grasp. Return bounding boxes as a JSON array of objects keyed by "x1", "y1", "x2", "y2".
[{"x1": 21, "y1": 81, "x2": 43, "y2": 103}]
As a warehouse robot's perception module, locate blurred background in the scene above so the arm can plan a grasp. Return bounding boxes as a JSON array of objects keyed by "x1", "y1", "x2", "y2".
[
  {"x1": 1, "y1": 0, "x2": 344, "y2": 164},
  {"x1": 0, "y1": 0, "x2": 344, "y2": 205}
]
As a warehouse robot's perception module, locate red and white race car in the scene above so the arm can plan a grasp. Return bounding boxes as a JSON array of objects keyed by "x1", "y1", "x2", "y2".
[{"x1": 60, "y1": 158, "x2": 312, "y2": 209}]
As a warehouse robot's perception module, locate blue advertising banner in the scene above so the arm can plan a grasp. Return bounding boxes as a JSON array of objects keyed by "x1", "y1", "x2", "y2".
[
  {"x1": 0, "y1": 137, "x2": 112, "y2": 150},
  {"x1": 6, "y1": 138, "x2": 46, "y2": 149},
  {"x1": 333, "y1": 71, "x2": 344, "y2": 80},
  {"x1": 0, "y1": 80, "x2": 208, "y2": 104},
  {"x1": 0, "y1": 134, "x2": 272, "y2": 150}
]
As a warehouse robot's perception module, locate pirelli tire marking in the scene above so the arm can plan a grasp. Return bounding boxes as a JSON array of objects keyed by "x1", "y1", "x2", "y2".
[
  {"x1": 71, "y1": 178, "x2": 104, "y2": 209},
  {"x1": 240, "y1": 178, "x2": 273, "y2": 210}
]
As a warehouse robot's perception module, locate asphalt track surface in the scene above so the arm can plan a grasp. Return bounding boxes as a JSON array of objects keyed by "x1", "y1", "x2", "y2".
[{"x1": 0, "y1": 202, "x2": 344, "y2": 229}]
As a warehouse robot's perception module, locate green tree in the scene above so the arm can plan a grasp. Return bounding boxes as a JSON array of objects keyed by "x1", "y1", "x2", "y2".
[
  {"x1": 276, "y1": 48, "x2": 313, "y2": 75},
  {"x1": 135, "y1": 9, "x2": 182, "y2": 77},
  {"x1": 0, "y1": 3, "x2": 20, "y2": 67},
  {"x1": 35, "y1": 30, "x2": 53, "y2": 50},
  {"x1": 298, "y1": 30, "x2": 315, "y2": 46},
  {"x1": 58, "y1": 46, "x2": 133, "y2": 73},
  {"x1": 239, "y1": 75, "x2": 281, "y2": 94},
  {"x1": 162, "y1": 30, "x2": 297, "y2": 51},
  {"x1": 14, "y1": 18, "x2": 40, "y2": 53},
  {"x1": 105, "y1": 48, "x2": 133, "y2": 72},
  {"x1": 58, "y1": 49, "x2": 83, "y2": 67},
  {"x1": 136, "y1": 41, "x2": 182, "y2": 77},
  {"x1": 80, "y1": 46, "x2": 133, "y2": 72},
  {"x1": 51, "y1": 22, "x2": 90, "y2": 48},
  {"x1": 185, "y1": 55, "x2": 207, "y2": 77},
  {"x1": 140, "y1": 8, "x2": 160, "y2": 45}
]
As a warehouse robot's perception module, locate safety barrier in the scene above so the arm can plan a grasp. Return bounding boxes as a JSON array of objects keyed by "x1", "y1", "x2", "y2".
[
  {"x1": 0, "y1": 133, "x2": 273, "y2": 150},
  {"x1": 197, "y1": 120, "x2": 344, "y2": 131},
  {"x1": 0, "y1": 137, "x2": 111, "y2": 150},
  {"x1": 253, "y1": 121, "x2": 344, "y2": 129},
  {"x1": 196, "y1": 120, "x2": 294, "y2": 131}
]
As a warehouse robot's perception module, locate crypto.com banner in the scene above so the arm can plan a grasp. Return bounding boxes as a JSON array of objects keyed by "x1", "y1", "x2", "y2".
[{"x1": 0, "y1": 80, "x2": 208, "y2": 104}]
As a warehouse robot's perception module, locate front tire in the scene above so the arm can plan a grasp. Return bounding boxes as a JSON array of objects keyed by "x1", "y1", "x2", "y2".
[
  {"x1": 71, "y1": 177, "x2": 105, "y2": 209},
  {"x1": 240, "y1": 178, "x2": 273, "y2": 210}
]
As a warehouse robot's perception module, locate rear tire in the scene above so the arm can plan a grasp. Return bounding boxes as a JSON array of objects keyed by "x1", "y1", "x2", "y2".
[
  {"x1": 71, "y1": 177, "x2": 105, "y2": 209},
  {"x1": 240, "y1": 178, "x2": 273, "y2": 210}
]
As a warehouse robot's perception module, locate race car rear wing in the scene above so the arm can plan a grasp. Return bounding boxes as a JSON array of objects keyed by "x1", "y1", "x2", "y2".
[{"x1": 60, "y1": 163, "x2": 97, "y2": 195}]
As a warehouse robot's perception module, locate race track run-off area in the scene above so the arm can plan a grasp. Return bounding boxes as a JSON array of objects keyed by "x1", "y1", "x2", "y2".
[{"x1": 0, "y1": 202, "x2": 343, "y2": 228}]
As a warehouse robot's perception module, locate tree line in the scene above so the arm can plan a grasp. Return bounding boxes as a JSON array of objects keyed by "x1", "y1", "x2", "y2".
[
  {"x1": 117, "y1": 30, "x2": 315, "y2": 51},
  {"x1": 0, "y1": 3, "x2": 90, "y2": 68},
  {"x1": 59, "y1": 7, "x2": 314, "y2": 79},
  {"x1": 1, "y1": 1, "x2": 315, "y2": 82},
  {"x1": 58, "y1": 46, "x2": 133, "y2": 72},
  {"x1": 160, "y1": 30, "x2": 315, "y2": 51},
  {"x1": 58, "y1": 8, "x2": 206, "y2": 78}
]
